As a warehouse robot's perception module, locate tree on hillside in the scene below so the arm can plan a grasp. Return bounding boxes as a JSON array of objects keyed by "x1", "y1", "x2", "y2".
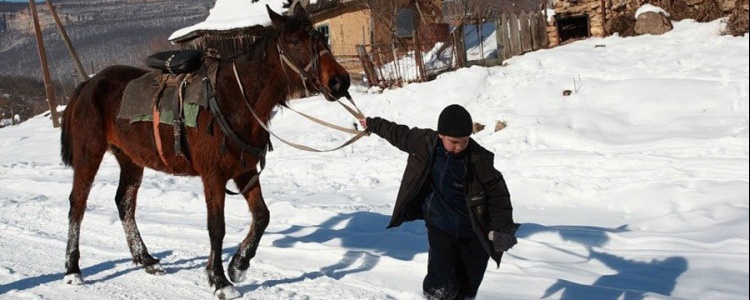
[{"x1": 0, "y1": 75, "x2": 63, "y2": 125}]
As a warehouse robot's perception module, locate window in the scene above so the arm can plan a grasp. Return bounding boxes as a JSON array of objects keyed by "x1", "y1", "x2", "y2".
[
  {"x1": 316, "y1": 24, "x2": 331, "y2": 46},
  {"x1": 396, "y1": 8, "x2": 416, "y2": 38}
]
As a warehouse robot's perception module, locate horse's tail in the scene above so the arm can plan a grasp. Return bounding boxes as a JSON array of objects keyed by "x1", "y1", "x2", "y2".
[{"x1": 60, "y1": 82, "x2": 88, "y2": 167}]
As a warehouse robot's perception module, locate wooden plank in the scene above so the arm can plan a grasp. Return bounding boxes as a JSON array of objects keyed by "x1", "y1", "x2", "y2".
[
  {"x1": 519, "y1": 11, "x2": 533, "y2": 53},
  {"x1": 509, "y1": 13, "x2": 522, "y2": 56},
  {"x1": 496, "y1": 19, "x2": 505, "y2": 63},
  {"x1": 530, "y1": 12, "x2": 540, "y2": 50},
  {"x1": 501, "y1": 14, "x2": 512, "y2": 60}
]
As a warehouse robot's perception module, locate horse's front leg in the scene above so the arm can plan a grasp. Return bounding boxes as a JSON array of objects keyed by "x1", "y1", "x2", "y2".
[
  {"x1": 227, "y1": 172, "x2": 269, "y2": 283},
  {"x1": 113, "y1": 150, "x2": 164, "y2": 275},
  {"x1": 202, "y1": 177, "x2": 240, "y2": 300}
]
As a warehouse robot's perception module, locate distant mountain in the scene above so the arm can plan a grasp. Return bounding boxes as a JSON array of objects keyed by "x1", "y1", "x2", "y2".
[{"x1": 0, "y1": 0, "x2": 213, "y2": 85}]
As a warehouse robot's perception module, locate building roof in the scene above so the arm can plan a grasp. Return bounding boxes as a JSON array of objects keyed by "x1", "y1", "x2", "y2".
[{"x1": 169, "y1": 0, "x2": 290, "y2": 42}]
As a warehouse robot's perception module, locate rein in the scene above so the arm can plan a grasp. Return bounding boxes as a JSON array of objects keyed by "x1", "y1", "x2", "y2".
[{"x1": 232, "y1": 62, "x2": 368, "y2": 153}]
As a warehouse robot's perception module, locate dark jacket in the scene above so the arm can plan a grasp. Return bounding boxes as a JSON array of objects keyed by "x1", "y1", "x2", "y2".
[{"x1": 367, "y1": 117, "x2": 518, "y2": 266}]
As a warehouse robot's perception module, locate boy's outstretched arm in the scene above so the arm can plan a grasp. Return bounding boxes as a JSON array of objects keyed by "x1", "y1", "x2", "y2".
[{"x1": 360, "y1": 117, "x2": 426, "y2": 153}]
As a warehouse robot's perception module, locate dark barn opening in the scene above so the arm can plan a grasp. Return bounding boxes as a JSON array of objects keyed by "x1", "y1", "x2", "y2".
[{"x1": 556, "y1": 14, "x2": 590, "y2": 43}]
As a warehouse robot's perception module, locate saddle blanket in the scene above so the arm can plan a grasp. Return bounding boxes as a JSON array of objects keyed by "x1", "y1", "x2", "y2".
[{"x1": 118, "y1": 71, "x2": 209, "y2": 128}]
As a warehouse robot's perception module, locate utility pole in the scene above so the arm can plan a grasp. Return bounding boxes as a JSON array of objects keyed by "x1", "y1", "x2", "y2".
[
  {"x1": 46, "y1": 0, "x2": 88, "y2": 80},
  {"x1": 30, "y1": 0, "x2": 61, "y2": 128}
]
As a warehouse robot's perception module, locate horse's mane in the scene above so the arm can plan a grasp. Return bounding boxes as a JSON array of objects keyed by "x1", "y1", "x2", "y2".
[
  {"x1": 225, "y1": 26, "x2": 277, "y2": 62},
  {"x1": 221, "y1": 9, "x2": 315, "y2": 106}
]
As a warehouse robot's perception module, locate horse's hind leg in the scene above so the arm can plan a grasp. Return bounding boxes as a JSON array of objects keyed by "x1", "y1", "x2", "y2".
[
  {"x1": 112, "y1": 147, "x2": 164, "y2": 275},
  {"x1": 63, "y1": 130, "x2": 107, "y2": 285},
  {"x1": 227, "y1": 173, "x2": 269, "y2": 284}
]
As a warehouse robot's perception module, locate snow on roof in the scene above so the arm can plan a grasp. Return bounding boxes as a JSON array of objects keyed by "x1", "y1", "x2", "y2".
[{"x1": 170, "y1": 0, "x2": 290, "y2": 42}]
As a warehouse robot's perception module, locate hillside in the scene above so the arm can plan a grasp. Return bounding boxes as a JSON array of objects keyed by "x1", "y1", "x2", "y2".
[{"x1": 0, "y1": 0, "x2": 213, "y2": 84}]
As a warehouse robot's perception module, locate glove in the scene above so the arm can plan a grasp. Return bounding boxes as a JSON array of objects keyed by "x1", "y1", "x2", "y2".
[{"x1": 489, "y1": 231, "x2": 517, "y2": 252}]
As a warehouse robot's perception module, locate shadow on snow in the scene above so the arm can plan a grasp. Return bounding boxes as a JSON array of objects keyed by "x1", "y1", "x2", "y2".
[
  {"x1": 517, "y1": 223, "x2": 688, "y2": 300},
  {"x1": 0, "y1": 250, "x2": 173, "y2": 295},
  {"x1": 2, "y1": 217, "x2": 688, "y2": 299},
  {"x1": 239, "y1": 211, "x2": 426, "y2": 292}
]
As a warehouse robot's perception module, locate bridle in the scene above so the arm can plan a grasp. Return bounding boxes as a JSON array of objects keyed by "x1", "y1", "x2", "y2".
[
  {"x1": 276, "y1": 25, "x2": 335, "y2": 99},
  {"x1": 222, "y1": 20, "x2": 367, "y2": 195}
]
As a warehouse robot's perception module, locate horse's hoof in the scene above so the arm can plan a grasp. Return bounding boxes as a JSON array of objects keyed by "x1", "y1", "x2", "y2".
[
  {"x1": 213, "y1": 285, "x2": 241, "y2": 300},
  {"x1": 144, "y1": 262, "x2": 166, "y2": 275},
  {"x1": 228, "y1": 267, "x2": 246, "y2": 283},
  {"x1": 63, "y1": 273, "x2": 84, "y2": 285}
]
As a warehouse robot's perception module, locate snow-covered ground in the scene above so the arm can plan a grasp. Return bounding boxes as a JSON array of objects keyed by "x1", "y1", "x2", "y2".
[{"x1": 1, "y1": 19, "x2": 748, "y2": 300}]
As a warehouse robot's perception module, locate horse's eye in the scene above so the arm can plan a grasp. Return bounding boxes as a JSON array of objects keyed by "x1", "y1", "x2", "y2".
[{"x1": 290, "y1": 38, "x2": 302, "y2": 46}]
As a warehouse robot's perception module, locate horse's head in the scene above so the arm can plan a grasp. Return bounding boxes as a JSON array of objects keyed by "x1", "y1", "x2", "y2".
[{"x1": 267, "y1": 4, "x2": 350, "y2": 101}]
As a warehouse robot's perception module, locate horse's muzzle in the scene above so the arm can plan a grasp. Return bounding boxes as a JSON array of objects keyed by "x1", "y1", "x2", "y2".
[{"x1": 326, "y1": 74, "x2": 350, "y2": 100}]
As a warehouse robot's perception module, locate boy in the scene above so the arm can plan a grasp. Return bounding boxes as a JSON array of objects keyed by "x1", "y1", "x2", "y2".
[{"x1": 359, "y1": 104, "x2": 519, "y2": 299}]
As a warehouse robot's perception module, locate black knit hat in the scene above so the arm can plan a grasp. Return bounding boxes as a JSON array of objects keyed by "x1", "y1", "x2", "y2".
[{"x1": 437, "y1": 104, "x2": 473, "y2": 137}]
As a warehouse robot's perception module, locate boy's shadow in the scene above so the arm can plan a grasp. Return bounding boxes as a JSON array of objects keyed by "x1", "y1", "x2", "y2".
[
  {"x1": 240, "y1": 211, "x2": 426, "y2": 291},
  {"x1": 517, "y1": 223, "x2": 688, "y2": 300}
]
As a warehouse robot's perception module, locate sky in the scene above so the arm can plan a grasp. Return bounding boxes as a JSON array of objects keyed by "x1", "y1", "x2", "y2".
[{"x1": 1, "y1": 17, "x2": 748, "y2": 300}]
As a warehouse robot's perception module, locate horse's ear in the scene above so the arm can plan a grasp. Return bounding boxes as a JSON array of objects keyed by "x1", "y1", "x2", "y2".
[
  {"x1": 266, "y1": 5, "x2": 284, "y2": 29},
  {"x1": 292, "y1": 1, "x2": 307, "y2": 17}
]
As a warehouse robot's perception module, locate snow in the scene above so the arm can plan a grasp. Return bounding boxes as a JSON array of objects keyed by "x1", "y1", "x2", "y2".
[
  {"x1": 1, "y1": 19, "x2": 748, "y2": 300},
  {"x1": 169, "y1": 0, "x2": 290, "y2": 41},
  {"x1": 464, "y1": 23, "x2": 498, "y2": 61},
  {"x1": 635, "y1": 4, "x2": 670, "y2": 19}
]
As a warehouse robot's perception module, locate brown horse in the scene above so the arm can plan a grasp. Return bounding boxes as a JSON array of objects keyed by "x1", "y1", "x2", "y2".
[{"x1": 59, "y1": 4, "x2": 349, "y2": 299}]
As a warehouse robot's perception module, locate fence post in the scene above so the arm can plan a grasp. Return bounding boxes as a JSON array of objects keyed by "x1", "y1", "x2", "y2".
[
  {"x1": 356, "y1": 45, "x2": 379, "y2": 87},
  {"x1": 453, "y1": 24, "x2": 467, "y2": 68},
  {"x1": 413, "y1": 30, "x2": 426, "y2": 82}
]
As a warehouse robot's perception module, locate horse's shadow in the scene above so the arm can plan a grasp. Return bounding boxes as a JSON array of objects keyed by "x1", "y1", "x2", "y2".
[
  {"x1": 1, "y1": 212, "x2": 418, "y2": 295},
  {"x1": 0, "y1": 250, "x2": 174, "y2": 295},
  {"x1": 238, "y1": 211, "x2": 426, "y2": 292},
  {"x1": 518, "y1": 223, "x2": 689, "y2": 300}
]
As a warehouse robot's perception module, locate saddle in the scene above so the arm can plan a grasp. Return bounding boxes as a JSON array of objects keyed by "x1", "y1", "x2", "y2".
[
  {"x1": 146, "y1": 50, "x2": 204, "y2": 74},
  {"x1": 119, "y1": 50, "x2": 221, "y2": 171}
]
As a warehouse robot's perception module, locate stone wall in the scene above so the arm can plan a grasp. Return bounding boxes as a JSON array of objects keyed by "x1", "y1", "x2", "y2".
[
  {"x1": 547, "y1": 0, "x2": 644, "y2": 47},
  {"x1": 546, "y1": 0, "x2": 740, "y2": 47}
]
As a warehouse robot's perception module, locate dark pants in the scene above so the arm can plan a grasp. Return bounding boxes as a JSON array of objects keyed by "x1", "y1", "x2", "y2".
[{"x1": 423, "y1": 226, "x2": 490, "y2": 300}]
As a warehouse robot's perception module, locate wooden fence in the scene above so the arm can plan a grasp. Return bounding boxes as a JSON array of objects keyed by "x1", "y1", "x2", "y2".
[
  {"x1": 454, "y1": 11, "x2": 549, "y2": 68},
  {"x1": 354, "y1": 11, "x2": 549, "y2": 87},
  {"x1": 496, "y1": 11, "x2": 549, "y2": 62}
]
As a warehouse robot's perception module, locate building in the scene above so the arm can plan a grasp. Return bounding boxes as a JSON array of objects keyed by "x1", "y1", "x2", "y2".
[{"x1": 169, "y1": 0, "x2": 447, "y2": 79}]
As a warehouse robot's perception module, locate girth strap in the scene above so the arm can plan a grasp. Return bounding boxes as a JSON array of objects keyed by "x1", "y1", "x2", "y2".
[{"x1": 204, "y1": 76, "x2": 267, "y2": 196}]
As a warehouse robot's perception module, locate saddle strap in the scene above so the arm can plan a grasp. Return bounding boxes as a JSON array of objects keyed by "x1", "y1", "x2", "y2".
[{"x1": 151, "y1": 80, "x2": 172, "y2": 171}]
